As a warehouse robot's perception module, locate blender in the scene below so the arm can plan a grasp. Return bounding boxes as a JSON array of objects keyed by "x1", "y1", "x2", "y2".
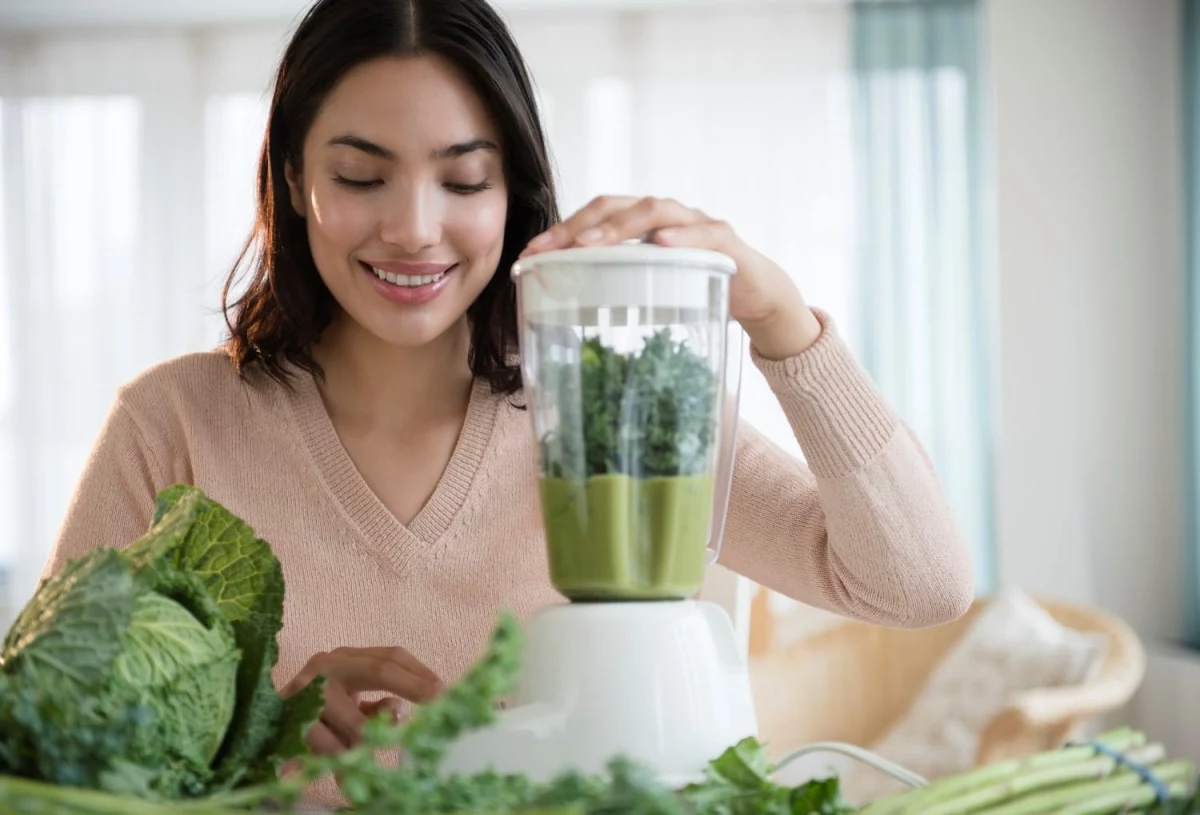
[{"x1": 439, "y1": 243, "x2": 758, "y2": 786}]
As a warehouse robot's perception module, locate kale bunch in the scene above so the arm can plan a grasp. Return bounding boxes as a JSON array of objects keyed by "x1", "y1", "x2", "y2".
[{"x1": 540, "y1": 330, "x2": 720, "y2": 481}]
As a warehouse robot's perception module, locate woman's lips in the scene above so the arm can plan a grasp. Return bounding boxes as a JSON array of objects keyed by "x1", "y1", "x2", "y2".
[{"x1": 361, "y1": 261, "x2": 456, "y2": 306}]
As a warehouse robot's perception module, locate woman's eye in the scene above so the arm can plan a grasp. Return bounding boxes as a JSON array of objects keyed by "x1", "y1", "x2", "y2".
[
  {"x1": 333, "y1": 175, "x2": 382, "y2": 190},
  {"x1": 445, "y1": 181, "x2": 493, "y2": 195}
]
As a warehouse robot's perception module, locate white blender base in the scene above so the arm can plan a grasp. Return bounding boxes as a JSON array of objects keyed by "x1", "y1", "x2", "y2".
[{"x1": 439, "y1": 600, "x2": 759, "y2": 787}]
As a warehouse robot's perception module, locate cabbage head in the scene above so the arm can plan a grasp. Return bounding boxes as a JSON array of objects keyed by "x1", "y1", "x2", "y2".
[{"x1": 0, "y1": 486, "x2": 324, "y2": 800}]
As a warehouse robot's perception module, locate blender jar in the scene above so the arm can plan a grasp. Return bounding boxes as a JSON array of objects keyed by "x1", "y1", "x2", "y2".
[{"x1": 512, "y1": 244, "x2": 742, "y2": 601}]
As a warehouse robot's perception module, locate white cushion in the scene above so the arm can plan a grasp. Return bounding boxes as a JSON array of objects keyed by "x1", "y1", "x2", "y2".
[{"x1": 841, "y1": 588, "x2": 1109, "y2": 805}]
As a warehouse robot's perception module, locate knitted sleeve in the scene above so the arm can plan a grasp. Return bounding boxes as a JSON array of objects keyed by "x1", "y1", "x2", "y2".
[
  {"x1": 717, "y1": 310, "x2": 975, "y2": 628},
  {"x1": 40, "y1": 393, "x2": 171, "y2": 579}
]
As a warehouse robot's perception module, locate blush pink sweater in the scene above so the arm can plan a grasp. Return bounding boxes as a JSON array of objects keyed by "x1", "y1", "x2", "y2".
[{"x1": 43, "y1": 309, "x2": 973, "y2": 784}]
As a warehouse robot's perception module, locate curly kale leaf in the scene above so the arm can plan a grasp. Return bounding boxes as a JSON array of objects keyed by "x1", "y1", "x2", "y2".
[
  {"x1": 269, "y1": 612, "x2": 528, "y2": 813},
  {"x1": 245, "y1": 611, "x2": 852, "y2": 815},
  {"x1": 400, "y1": 610, "x2": 524, "y2": 772},
  {"x1": 540, "y1": 331, "x2": 719, "y2": 481}
]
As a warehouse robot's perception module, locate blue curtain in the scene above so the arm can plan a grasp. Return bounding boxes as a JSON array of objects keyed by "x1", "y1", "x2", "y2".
[
  {"x1": 851, "y1": 0, "x2": 996, "y2": 592},
  {"x1": 1185, "y1": 0, "x2": 1200, "y2": 646}
]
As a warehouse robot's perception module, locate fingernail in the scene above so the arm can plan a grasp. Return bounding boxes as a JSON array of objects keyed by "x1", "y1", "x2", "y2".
[
  {"x1": 383, "y1": 698, "x2": 405, "y2": 722},
  {"x1": 578, "y1": 228, "x2": 604, "y2": 243},
  {"x1": 528, "y1": 231, "x2": 552, "y2": 247},
  {"x1": 656, "y1": 228, "x2": 679, "y2": 243}
]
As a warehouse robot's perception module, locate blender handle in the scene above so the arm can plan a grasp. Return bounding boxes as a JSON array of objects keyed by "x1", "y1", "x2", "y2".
[{"x1": 705, "y1": 321, "x2": 745, "y2": 567}]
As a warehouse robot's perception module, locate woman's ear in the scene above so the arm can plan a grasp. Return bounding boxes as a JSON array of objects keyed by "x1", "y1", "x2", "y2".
[{"x1": 284, "y1": 160, "x2": 306, "y2": 218}]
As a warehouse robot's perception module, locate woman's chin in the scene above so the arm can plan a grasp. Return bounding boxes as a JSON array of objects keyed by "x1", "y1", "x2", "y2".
[{"x1": 366, "y1": 314, "x2": 471, "y2": 353}]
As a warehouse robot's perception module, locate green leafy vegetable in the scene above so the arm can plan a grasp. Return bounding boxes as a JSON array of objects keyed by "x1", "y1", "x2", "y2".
[
  {"x1": 0, "y1": 575, "x2": 850, "y2": 814},
  {"x1": 135, "y1": 484, "x2": 321, "y2": 790},
  {"x1": 679, "y1": 738, "x2": 854, "y2": 815},
  {"x1": 110, "y1": 569, "x2": 239, "y2": 775},
  {"x1": 540, "y1": 330, "x2": 719, "y2": 481},
  {"x1": 7, "y1": 488, "x2": 1193, "y2": 815},
  {"x1": 706, "y1": 737, "x2": 774, "y2": 788},
  {"x1": 256, "y1": 611, "x2": 853, "y2": 815},
  {"x1": 0, "y1": 485, "x2": 323, "y2": 802}
]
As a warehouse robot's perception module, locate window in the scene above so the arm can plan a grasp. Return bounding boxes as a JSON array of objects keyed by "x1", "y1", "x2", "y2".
[{"x1": 1, "y1": 96, "x2": 141, "y2": 608}]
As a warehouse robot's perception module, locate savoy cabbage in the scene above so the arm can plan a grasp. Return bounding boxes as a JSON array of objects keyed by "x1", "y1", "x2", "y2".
[{"x1": 0, "y1": 485, "x2": 324, "y2": 800}]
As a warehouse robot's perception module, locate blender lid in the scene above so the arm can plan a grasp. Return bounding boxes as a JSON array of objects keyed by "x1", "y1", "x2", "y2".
[{"x1": 511, "y1": 243, "x2": 737, "y2": 280}]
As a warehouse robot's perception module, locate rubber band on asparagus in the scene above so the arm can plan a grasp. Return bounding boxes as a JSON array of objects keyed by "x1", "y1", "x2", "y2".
[{"x1": 1065, "y1": 738, "x2": 1172, "y2": 803}]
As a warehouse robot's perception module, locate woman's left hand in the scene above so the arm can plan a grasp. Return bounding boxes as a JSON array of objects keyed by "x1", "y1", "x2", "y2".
[{"x1": 519, "y1": 195, "x2": 823, "y2": 359}]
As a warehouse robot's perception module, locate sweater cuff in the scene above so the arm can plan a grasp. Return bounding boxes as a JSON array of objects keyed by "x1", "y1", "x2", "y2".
[{"x1": 749, "y1": 308, "x2": 897, "y2": 477}]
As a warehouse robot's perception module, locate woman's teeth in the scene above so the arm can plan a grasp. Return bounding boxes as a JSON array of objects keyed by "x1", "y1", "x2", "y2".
[{"x1": 371, "y1": 266, "x2": 447, "y2": 287}]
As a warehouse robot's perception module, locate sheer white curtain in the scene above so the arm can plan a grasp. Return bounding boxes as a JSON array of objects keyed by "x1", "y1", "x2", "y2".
[
  {"x1": 851, "y1": 0, "x2": 994, "y2": 591},
  {"x1": 0, "y1": 26, "x2": 286, "y2": 624},
  {"x1": 0, "y1": 6, "x2": 858, "y2": 627}
]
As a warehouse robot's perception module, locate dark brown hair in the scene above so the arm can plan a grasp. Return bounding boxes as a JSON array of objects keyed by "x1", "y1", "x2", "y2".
[{"x1": 223, "y1": 0, "x2": 559, "y2": 394}]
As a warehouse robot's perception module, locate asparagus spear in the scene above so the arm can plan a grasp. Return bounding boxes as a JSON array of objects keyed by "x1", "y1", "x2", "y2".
[
  {"x1": 859, "y1": 734, "x2": 1185, "y2": 815},
  {"x1": 859, "y1": 729, "x2": 1137, "y2": 811},
  {"x1": 975, "y1": 759, "x2": 1195, "y2": 815},
  {"x1": 1055, "y1": 779, "x2": 1193, "y2": 815},
  {"x1": 916, "y1": 746, "x2": 1172, "y2": 815},
  {"x1": 975, "y1": 769, "x2": 1144, "y2": 815}
]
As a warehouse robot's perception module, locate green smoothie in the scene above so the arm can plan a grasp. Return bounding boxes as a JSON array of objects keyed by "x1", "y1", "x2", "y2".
[
  {"x1": 535, "y1": 328, "x2": 723, "y2": 599},
  {"x1": 540, "y1": 473, "x2": 714, "y2": 601}
]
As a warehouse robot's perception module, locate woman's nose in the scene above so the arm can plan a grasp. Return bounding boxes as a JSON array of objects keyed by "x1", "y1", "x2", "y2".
[{"x1": 379, "y1": 184, "x2": 442, "y2": 253}]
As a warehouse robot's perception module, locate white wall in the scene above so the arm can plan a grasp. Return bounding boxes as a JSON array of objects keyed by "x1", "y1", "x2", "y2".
[
  {"x1": 989, "y1": 0, "x2": 1186, "y2": 644},
  {"x1": 1129, "y1": 647, "x2": 1200, "y2": 762}
]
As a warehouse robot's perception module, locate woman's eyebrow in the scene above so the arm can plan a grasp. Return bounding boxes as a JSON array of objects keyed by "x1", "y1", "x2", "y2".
[
  {"x1": 327, "y1": 134, "x2": 395, "y2": 159},
  {"x1": 326, "y1": 135, "x2": 498, "y2": 161},
  {"x1": 433, "y1": 138, "x2": 499, "y2": 159}
]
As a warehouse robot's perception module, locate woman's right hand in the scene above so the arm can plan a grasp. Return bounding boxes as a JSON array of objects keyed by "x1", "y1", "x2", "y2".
[{"x1": 281, "y1": 646, "x2": 444, "y2": 755}]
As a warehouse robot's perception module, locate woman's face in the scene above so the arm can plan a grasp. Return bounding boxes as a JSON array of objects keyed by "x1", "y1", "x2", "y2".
[{"x1": 286, "y1": 55, "x2": 508, "y2": 350}]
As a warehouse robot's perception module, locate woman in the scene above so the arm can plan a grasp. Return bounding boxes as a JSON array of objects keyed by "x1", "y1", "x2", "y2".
[{"x1": 45, "y1": 0, "x2": 973, "y2": 771}]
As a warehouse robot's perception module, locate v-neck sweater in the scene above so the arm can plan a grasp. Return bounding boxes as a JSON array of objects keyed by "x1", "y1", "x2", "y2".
[
  {"x1": 43, "y1": 308, "x2": 974, "y2": 735},
  {"x1": 288, "y1": 370, "x2": 501, "y2": 575}
]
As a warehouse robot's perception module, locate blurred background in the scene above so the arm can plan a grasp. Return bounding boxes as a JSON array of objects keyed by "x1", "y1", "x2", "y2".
[{"x1": 0, "y1": 0, "x2": 1197, "y2": 783}]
